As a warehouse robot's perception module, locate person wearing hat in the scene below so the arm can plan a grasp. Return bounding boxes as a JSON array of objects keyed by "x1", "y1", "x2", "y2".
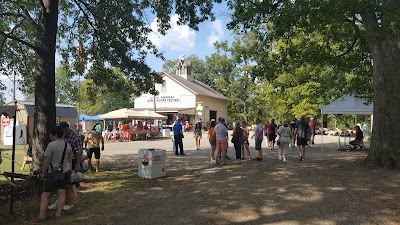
[
  {"x1": 48, "y1": 121, "x2": 83, "y2": 211},
  {"x1": 84, "y1": 127, "x2": 104, "y2": 172}
]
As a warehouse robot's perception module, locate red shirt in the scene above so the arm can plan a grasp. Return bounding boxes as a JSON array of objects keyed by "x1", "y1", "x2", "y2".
[
  {"x1": 266, "y1": 123, "x2": 277, "y2": 134},
  {"x1": 309, "y1": 122, "x2": 316, "y2": 130}
]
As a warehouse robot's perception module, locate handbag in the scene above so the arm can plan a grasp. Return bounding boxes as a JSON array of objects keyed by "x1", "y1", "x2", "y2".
[{"x1": 50, "y1": 142, "x2": 67, "y2": 184}]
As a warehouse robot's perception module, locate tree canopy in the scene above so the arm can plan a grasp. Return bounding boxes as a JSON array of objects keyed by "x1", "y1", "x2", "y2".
[
  {"x1": 0, "y1": 0, "x2": 223, "y2": 170},
  {"x1": 227, "y1": 0, "x2": 400, "y2": 169}
]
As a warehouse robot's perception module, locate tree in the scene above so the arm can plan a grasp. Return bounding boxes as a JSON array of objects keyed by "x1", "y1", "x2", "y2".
[
  {"x1": 79, "y1": 68, "x2": 136, "y2": 115},
  {"x1": 227, "y1": 0, "x2": 400, "y2": 169},
  {"x1": 0, "y1": 0, "x2": 222, "y2": 170}
]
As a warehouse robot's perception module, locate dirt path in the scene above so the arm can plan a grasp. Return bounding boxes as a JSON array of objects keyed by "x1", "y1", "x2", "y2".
[{"x1": 67, "y1": 134, "x2": 400, "y2": 225}]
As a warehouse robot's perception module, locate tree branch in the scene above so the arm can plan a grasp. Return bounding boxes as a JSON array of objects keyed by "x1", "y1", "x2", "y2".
[
  {"x1": 0, "y1": 20, "x2": 24, "y2": 55},
  {"x1": 336, "y1": 37, "x2": 358, "y2": 58},
  {"x1": 345, "y1": 16, "x2": 368, "y2": 46},
  {"x1": 0, "y1": 29, "x2": 38, "y2": 52},
  {"x1": 0, "y1": 12, "x2": 25, "y2": 18},
  {"x1": 38, "y1": 0, "x2": 46, "y2": 10},
  {"x1": 73, "y1": 0, "x2": 98, "y2": 32},
  {"x1": 20, "y1": 7, "x2": 41, "y2": 31}
]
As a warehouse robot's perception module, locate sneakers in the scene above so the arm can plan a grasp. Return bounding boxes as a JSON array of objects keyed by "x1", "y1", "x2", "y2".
[
  {"x1": 63, "y1": 205, "x2": 74, "y2": 211},
  {"x1": 48, "y1": 200, "x2": 58, "y2": 210}
]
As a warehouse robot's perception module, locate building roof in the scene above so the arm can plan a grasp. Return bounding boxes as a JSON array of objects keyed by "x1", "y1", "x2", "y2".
[
  {"x1": 162, "y1": 72, "x2": 228, "y2": 100},
  {"x1": 7, "y1": 101, "x2": 78, "y2": 118}
]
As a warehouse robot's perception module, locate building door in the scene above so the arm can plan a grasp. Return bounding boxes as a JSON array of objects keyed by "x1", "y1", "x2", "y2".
[{"x1": 209, "y1": 110, "x2": 217, "y2": 122}]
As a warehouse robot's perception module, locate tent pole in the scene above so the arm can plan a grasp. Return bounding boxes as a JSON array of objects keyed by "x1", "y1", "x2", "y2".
[
  {"x1": 321, "y1": 110, "x2": 323, "y2": 152},
  {"x1": 10, "y1": 101, "x2": 17, "y2": 215}
]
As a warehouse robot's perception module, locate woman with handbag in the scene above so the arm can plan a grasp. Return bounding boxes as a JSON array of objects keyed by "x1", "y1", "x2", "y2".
[{"x1": 32, "y1": 126, "x2": 72, "y2": 223}]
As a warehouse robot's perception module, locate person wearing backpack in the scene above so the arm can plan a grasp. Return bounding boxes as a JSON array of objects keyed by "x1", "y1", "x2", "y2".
[{"x1": 32, "y1": 126, "x2": 72, "y2": 223}]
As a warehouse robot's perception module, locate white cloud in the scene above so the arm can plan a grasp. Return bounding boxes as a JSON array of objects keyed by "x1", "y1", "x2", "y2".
[
  {"x1": 207, "y1": 19, "x2": 225, "y2": 47},
  {"x1": 148, "y1": 15, "x2": 196, "y2": 52}
]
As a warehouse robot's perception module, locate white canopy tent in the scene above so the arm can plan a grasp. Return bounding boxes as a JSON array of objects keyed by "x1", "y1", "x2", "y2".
[
  {"x1": 321, "y1": 94, "x2": 373, "y2": 115},
  {"x1": 320, "y1": 94, "x2": 373, "y2": 150}
]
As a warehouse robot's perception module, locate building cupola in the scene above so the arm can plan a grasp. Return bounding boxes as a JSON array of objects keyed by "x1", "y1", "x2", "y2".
[{"x1": 175, "y1": 60, "x2": 193, "y2": 81}]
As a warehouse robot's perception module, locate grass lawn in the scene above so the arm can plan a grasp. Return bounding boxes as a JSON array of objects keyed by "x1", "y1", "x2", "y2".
[
  {"x1": 0, "y1": 156, "x2": 151, "y2": 224},
  {"x1": 0, "y1": 144, "x2": 31, "y2": 178}
]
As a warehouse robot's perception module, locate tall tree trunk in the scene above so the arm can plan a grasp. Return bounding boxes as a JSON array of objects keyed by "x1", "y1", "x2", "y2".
[
  {"x1": 366, "y1": 40, "x2": 400, "y2": 169},
  {"x1": 361, "y1": 0, "x2": 400, "y2": 169},
  {"x1": 32, "y1": 1, "x2": 59, "y2": 171}
]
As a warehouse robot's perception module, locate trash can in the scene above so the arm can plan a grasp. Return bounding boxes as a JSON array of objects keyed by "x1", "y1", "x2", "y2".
[
  {"x1": 162, "y1": 129, "x2": 170, "y2": 137},
  {"x1": 138, "y1": 148, "x2": 166, "y2": 179}
]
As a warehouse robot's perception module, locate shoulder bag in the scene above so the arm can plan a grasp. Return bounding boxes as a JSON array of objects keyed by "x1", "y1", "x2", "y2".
[{"x1": 50, "y1": 142, "x2": 67, "y2": 184}]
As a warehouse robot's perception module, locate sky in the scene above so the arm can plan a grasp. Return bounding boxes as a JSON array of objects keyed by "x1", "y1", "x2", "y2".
[
  {"x1": 2, "y1": 3, "x2": 233, "y2": 103},
  {"x1": 146, "y1": 3, "x2": 234, "y2": 71}
]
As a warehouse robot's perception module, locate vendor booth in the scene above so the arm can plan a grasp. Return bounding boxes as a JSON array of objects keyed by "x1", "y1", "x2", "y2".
[
  {"x1": 321, "y1": 94, "x2": 373, "y2": 149},
  {"x1": 99, "y1": 108, "x2": 167, "y2": 141}
]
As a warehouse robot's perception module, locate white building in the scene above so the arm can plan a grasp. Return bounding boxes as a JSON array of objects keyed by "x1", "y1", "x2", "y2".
[{"x1": 133, "y1": 60, "x2": 228, "y2": 127}]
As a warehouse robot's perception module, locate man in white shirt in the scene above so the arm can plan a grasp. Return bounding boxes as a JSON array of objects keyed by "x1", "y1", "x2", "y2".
[{"x1": 252, "y1": 118, "x2": 264, "y2": 161}]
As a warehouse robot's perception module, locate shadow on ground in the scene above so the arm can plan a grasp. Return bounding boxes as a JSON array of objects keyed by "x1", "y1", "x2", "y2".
[
  {"x1": 74, "y1": 144, "x2": 400, "y2": 225},
  {"x1": 2, "y1": 142, "x2": 399, "y2": 225}
]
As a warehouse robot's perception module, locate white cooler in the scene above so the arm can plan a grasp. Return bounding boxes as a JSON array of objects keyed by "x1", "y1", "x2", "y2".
[
  {"x1": 161, "y1": 129, "x2": 170, "y2": 137},
  {"x1": 138, "y1": 148, "x2": 166, "y2": 179}
]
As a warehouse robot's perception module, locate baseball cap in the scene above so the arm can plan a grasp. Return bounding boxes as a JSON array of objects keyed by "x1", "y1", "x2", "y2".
[{"x1": 59, "y1": 121, "x2": 70, "y2": 128}]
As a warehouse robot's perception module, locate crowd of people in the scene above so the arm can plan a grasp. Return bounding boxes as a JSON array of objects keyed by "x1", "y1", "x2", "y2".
[
  {"x1": 29, "y1": 115, "x2": 366, "y2": 222},
  {"x1": 171, "y1": 115, "x2": 368, "y2": 164}
]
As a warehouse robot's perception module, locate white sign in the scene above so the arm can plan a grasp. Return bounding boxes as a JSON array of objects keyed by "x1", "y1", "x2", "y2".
[
  {"x1": 148, "y1": 96, "x2": 180, "y2": 103},
  {"x1": 4, "y1": 126, "x2": 13, "y2": 137}
]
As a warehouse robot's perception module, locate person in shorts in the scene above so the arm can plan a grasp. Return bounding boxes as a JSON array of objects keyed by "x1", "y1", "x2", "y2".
[
  {"x1": 252, "y1": 118, "x2": 264, "y2": 161},
  {"x1": 208, "y1": 120, "x2": 217, "y2": 162},
  {"x1": 32, "y1": 127, "x2": 72, "y2": 223},
  {"x1": 84, "y1": 127, "x2": 104, "y2": 172},
  {"x1": 214, "y1": 118, "x2": 228, "y2": 165},
  {"x1": 266, "y1": 118, "x2": 277, "y2": 150},
  {"x1": 295, "y1": 115, "x2": 310, "y2": 161}
]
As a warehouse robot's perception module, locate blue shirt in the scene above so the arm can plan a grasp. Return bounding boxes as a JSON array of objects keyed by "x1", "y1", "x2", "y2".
[
  {"x1": 254, "y1": 124, "x2": 263, "y2": 141},
  {"x1": 95, "y1": 124, "x2": 101, "y2": 133},
  {"x1": 173, "y1": 122, "x2": 183, "y2": 135},
  {"x1": 214, "y1": 123, "x2": 227, "y2": 141},
  {"x1": 362, "y1": 124, "x2": 368, "y2": 132}
]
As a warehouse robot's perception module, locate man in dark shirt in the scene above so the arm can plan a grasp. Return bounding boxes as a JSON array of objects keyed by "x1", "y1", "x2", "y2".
[
  {"x1": 266, "y1": 119, "x2": 277, "y2": 150},
  {"x1": 294, "y1": 115, "x2": 310, "y2": 161}
]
